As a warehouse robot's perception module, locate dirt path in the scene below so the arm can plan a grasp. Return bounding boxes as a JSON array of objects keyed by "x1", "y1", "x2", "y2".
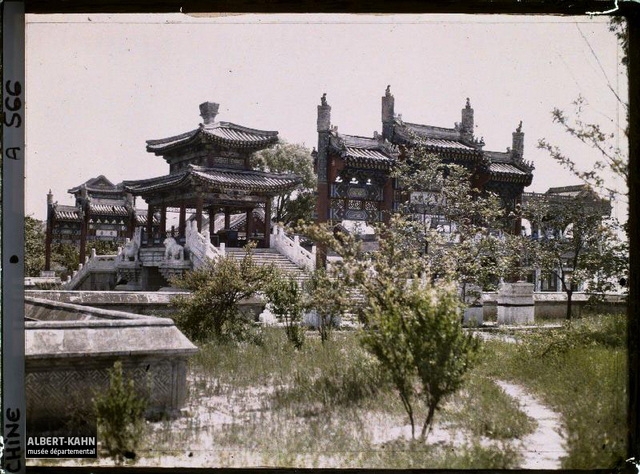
[{"x1": 495, "y1": 380, "x2": 567, "y2": 469}]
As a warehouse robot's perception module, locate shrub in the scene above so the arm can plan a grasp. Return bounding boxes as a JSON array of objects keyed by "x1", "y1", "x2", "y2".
[
  {"x1": 265, "y1": 272, "x2": 306, "y2": 349},
  {"x1": 93, "y1": 361, "x2": 147, "y2": 463},
  {"x1": 170, "y1": 247, "x2": 275, "y2": 343}
]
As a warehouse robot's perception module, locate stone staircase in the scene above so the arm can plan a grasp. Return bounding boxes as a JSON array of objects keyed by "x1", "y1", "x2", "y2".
[{"x1": 224, "y1": 248, "x2": 309, "y2": 285}]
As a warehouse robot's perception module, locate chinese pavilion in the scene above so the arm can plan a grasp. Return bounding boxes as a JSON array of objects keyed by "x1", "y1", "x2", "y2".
[
  {"x1": 123, "y1": 102, "x2": 301, "y2": 250},
  {"x1": 315, "y1": 87, "x2": 534, "y2": 232},
  {"x1": 44, "y1": 175, "x2": 153, "y2": 270}
]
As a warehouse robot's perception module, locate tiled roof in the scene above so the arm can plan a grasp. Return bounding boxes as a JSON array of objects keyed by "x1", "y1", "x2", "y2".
[
  {"x1": 53, "y1": 205, "x2": 81, "y2": 221},
  {"x1": 68, "y1": 175, "x2": 123, "y2": 194},
  {"x1": 394, "y1": 123, "x2": 481, "y2": 157},
  {"x1": 89, "y1": 204, "x2": 129, "y2": 217},
  {"x1": 124, "y1": 165, "x2": 300, "y2": 196},
  {"x1": 330, "y1": 133, "x2": 396, "y2": 168},
  {"x1": 489, "y1": 162, "x2": 530, "y2": 178},
  {"x1": 147, "y1": 122, "x2": 278, "y2": 154}
]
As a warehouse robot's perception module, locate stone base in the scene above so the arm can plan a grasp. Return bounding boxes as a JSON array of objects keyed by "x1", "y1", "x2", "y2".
[
  {"x1": 497, "y1": 305, "x2": 535, "y2": 325},
  {"x1": 497, "y1": 281, "x2": 535, "y2": 325},
  {"x1": 463, "y1": 306, "x2": 483, "y2": 326}
]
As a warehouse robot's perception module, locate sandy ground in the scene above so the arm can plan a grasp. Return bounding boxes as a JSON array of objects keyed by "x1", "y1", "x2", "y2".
[
  {"x1": 496, "y1": 380, "x2": 567, "y2": 469},
  {"x1": 28, "y1": 375, "x2": 566, "y2": 469}
]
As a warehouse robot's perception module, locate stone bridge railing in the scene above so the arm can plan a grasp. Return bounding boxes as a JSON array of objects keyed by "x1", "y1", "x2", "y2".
[
  {"x1": 185, "y1": 220, "x2": 225, "y2": 269},
  {"x1": 62, "y1": 249, "x2": 118, "y2": 290},
  {"x1": 271, "y1": 225, "x2": 316, "y2": 272}
]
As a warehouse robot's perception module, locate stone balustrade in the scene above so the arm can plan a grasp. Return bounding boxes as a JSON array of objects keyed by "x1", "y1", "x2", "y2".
[{"x1": 271, "y1": 225, "x2": 316, "y2": 272}]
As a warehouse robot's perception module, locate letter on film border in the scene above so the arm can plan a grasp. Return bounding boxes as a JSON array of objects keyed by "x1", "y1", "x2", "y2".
[{"x1": 3, "y1": 2, "x2": 26, "y2": 474}]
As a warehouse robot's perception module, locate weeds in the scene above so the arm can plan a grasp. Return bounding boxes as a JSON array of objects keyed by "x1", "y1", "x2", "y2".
[{"x1": 93, "y1": 361, "x2": 147, "y2": 463}]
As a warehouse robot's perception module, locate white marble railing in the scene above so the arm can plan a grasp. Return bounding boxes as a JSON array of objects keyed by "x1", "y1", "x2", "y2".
[
  {"x1": 271, "y1": 225, "x2": 316, "y2": 272},
  {"x1": 185, "y1": 220, "x2": 225, "y2": 269},
  {"x1": 63, "y1": 249, "x2": 118, "y2": 289}
]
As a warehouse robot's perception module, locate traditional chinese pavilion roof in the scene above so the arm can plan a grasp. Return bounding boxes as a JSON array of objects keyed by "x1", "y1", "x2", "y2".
[
  {"x1": 391, "y1": 122, "x2": 485, "y2": 161},
  {"x1": 67, "y1": 175, "x2": 124, "y2": 195},
  {"x1": 123, "y1": 165, "x2": 300, "y2": 197},
  {"x1": 52, "y1": 205, "x2": 82, "y2": 221},
  {"x1": 146, "y1": 122, "x2": 279, "y2": 155},
  {"x1": 484, "y1": 150, "x2": 534, "y2": 185},
  {"x1": 88, "y1": 203, "x2": 130, "y2": 217},
  {"x1": 328, "y1": 133, "x2": 397, "y2": 169}
]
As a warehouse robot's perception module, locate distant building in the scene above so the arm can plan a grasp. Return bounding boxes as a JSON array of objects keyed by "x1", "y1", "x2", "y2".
[
  {"x1": 522, "y1": 184, "x2": 612, "y2": 292},
  {"x1": 44, "y1": 176, "x2": 154, "y2": 270},
  {"x1": 314, "y1": 87, "x2": 534, "y2": 235}
]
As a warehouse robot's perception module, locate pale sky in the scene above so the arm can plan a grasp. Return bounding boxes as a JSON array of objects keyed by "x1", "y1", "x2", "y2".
[{"x1": 24, "y1": 13, "x2": 627, "y2": 221}]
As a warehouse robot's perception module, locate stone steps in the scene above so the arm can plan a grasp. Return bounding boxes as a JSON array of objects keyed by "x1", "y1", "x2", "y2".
[{"x1": 224, "y1": 248, "x2": 309, "y2": 282}]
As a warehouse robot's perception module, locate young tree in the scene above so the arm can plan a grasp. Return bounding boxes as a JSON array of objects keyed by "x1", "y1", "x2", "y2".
[
  {"x1": 361, "y1": 280, "x2": 479, "y2": 440},
  {"x1": 265, "y1": 271, "x2": 306, "y2": 349},
  {"x1": 170, "y1": 247, "x2": 275, "y2": 342},
  {"x1": 251, "y1": 142, "x2": 317, "y2": 225}
]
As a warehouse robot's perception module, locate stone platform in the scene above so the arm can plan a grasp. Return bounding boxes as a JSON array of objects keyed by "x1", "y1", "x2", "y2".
[{"x1": 25, "y1": 296, "x2": 198, "y2": 433}]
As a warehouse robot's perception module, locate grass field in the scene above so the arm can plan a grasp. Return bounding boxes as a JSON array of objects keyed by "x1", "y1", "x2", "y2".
[{"x1": 136, "y1": 313, "x2": 627, "y2": 468}]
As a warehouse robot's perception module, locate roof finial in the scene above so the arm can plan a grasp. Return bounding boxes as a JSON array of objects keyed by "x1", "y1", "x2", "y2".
[
  {"x1": 385, "y1": 85, "x2": 391, "y2": 97},
  {"x1": 465, "y1": 97, "x2": 471, "y2": 108},
  {"x1": 516, "y1": 120, "x2": 523, "y2": 133},
  {"x1": 321, "y1": 93, "x2": 327, "y2": 106}
]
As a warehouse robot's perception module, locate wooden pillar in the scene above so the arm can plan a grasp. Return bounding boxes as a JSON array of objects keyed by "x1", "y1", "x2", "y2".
[
  {"x1": 208, "y1": 206, "x2": 216, "y2": 243},
  {"x1": 224, "y1": 207, "x2": 231, "y2": 230},
  {"x1": 44, "y1": 203, "x2": 53, "y2": 271},
  {"x1": 195, "y1": 192, "x2": 204, "y2": 232},
  {"x1": 264, "y1": 198, "x2": 271, "y2": 248},
  {"x1": 160, "y1": 204, "x2": 167, "y2": 239},
  {"x1": 79, "y1": 206, "x2": 88, "y2": 264},
  {"x1": 179, "y1": 202, "x2": 186, "y2": 239},
  {"x1": 146, "y1": 204, "x2": 154, "y2": 245},
  {"x1": 246, "y1": 209, "x2": 254, "y2": 238}
]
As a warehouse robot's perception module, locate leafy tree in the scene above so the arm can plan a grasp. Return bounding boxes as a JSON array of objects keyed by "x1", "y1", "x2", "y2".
[
  {"x1": 251, "y1": 142, "x2": 317, "y2": 225},
  {"x1": 391, "y1": 143, "x2": 519, "y2": 290},
  {"x1": 170, "y1": 246, "x2": 275, "y2": 342},
  {"x1": 361, "y1": 280, "x2": 480, "y2": 440},
  {"x1": 524, "y1": 192, "x2": 627, "y2": 320},
  {"x1": 265, "y1": 271, "x2": 306, "y2": 349},
  {"x1": 25, "y1": 215, "x2": 46, "y2": 277}
]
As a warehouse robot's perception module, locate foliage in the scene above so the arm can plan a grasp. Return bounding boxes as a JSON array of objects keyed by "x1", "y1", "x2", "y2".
[
  {"x1": 265, "y1": 271, "x2": 306, "y2": 349},
  {"x1": 361, "y1": 281, "x2": 480, "y2": 440},
  {"x1": 170, "y1": 246, "x2": 275, "y2": 342},
  {"x1": 523, "y1": 193, "x2": 628, "y2": 319},
  {"x1": 303, "y1": 268, "x2": 352, "y2": 343},
  {"x1": 391, "y1": 144, "x2": 522, "y2": 289},
  {"x1": 251, "y1": 142, "x2": 317, "y2": 225},
  {"x1": 25, "y1": 215, "x2": 46, "y2": 277},
  {"x1": 93, "y1": 361, "x2": 147, "y2": 463}
]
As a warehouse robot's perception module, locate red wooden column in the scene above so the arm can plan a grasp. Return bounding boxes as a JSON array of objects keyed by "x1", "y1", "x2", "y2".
[
  {"x1": 264, "y1": 198, "x2": 271, "y2": 248},
  {"x1": 178, "y1": 202, "x2": 186, "y2": 240},
  {"x1": 246, "y1": 208, "x2": 254, "y2": 239},
  {"x1": 195, "y1": 192, "x2": 204, "y2": 232},
  {"x1": 160, "y1": 204, "x2": 167, "y2": 240},
  {"x1": 208, "y1": 206, "x2": 216, "y2": 244},
  {"x1": 79, "y1": 206, "x2": 88, "y2": 263},
  {"x1": 146, "y1": 204, "x2": 154, "y2": 245},
  {"x1": 224, "y1": 207, "x2": 231, "y2": 230}
]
